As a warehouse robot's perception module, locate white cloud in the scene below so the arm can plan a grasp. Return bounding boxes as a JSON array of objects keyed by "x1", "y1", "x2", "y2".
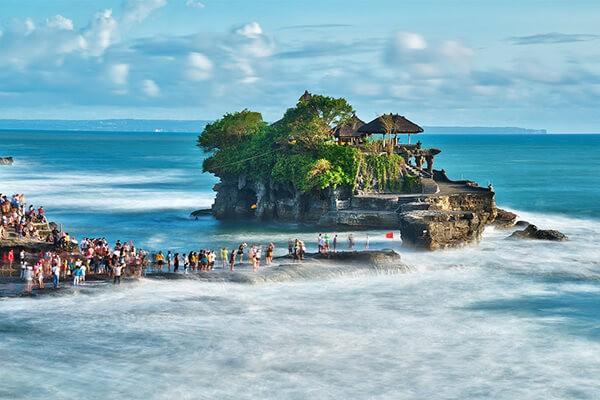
[
  {"x1": 235, "y1": 22, "x2": 263, "y2": 38},
  {"x1": 185, "y1": 0, "x2": 205, "y2": 8},
  {"x1": 142, "y1": 79, "x2": 160, "y2": 96},
  {"x1": 186, "y1": 52, "x2": 213, "y2": 81},
  {"x1": 394, "y1": 32, "x2": 427, "y2": 50},
  {"x1": 82, "y1": 9, "x2": 118, "y2": 56},
  {"x1": 46, "y1": 15, "x2": 74, "y2": 31},
  {"x1": 24, "y1": 18, "x2": 36, "y2": 35},
  {"x1": 385, "y1": 32, "x2": 474, "y2": 79},
  {"x1": 109, "y1": 63, "x2": 130, "y2": 85},
  {"x1": 123, "y1": 0, "x2": 167, "y2": 23}
]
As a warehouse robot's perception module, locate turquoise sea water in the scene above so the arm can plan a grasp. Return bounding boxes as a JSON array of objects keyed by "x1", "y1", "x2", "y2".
[
  {"x1": 1, "y1": 131, "x2": 598, "y2": 250},
  {"x1": 1, "y1": 130, "x2": 600, "y2": 399}
]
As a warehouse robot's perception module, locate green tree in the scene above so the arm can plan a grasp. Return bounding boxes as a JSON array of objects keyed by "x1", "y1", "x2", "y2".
[
  {"x1": 197, "y1": 109, "x2": 266, "y2": 151},
  {"x1": 275, "y1": 94, "x2": 354, "y2": 150}
]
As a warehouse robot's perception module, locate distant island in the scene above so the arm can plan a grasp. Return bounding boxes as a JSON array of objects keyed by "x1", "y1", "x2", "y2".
[
  {"x1": 423, "y1": 126, "x2": 547, "y2": 134},
  {"x1": 0, "y1": 119, "x2": 545, "y2": 134},
  {"x1": 0, "y1": 119, "x2": 210, "y2": 133}
]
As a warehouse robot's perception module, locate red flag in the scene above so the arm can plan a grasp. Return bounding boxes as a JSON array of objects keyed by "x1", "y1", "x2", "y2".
[{"x1": 385, "y1": 232, "x2": 394, "y2": 239}]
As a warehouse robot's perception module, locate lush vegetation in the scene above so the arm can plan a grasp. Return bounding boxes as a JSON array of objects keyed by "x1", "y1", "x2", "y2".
[
  {"x1": 359, "y1": 153, "x2": 405, "y2": 192},
  {"x1": 198, "y1": 93, "x2": 413, "y2": 193}
]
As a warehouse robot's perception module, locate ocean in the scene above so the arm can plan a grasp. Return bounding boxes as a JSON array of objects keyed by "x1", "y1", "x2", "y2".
[{"x1": 1, "y1": 130, "x2": 600, "y2": 399}]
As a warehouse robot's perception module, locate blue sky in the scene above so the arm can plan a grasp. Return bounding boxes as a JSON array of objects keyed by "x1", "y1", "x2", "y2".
[{"x1": 1, "y1": 0, "x2": 600, "y2": 132}]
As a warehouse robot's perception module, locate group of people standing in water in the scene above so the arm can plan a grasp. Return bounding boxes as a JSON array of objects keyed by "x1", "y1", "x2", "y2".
[
  {"x1": 152, "y1": 242, "x2": 277, "y2": 274},
  {"x1": 0, "y1": 195, "x2": 377, "y2": 295},
  {"x1": 3, "y1": 230, "x2": 373, "y2": 289}
]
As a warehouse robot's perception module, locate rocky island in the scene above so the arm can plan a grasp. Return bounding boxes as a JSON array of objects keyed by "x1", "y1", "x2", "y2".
[{"x1": 198, "y1": 91, "x2": 511, "y2": 251}]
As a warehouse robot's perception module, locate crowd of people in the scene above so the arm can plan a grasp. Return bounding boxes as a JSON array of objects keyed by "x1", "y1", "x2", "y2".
[
  {"x1": 151, "y1": 242, "x2": 276, "y2": 274},
  {"x1": 0, "y1": 236, "x2": 151, "y2": 292},
  {"x1": 1, "y1": 196, "x2": 379, "y2": 294},
  {"x1": 0, "y1": 193, "x2": 47, "y2": 240}
]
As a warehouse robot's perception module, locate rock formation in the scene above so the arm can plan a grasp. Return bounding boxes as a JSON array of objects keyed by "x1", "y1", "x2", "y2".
[
  {"x1": 0, "y1": 157, "x2": 14, "y2": 165},
  {"x1": 508, "y1": 224, "x2": 568, "y2": 241},
  {"x1": 492, "y1": 208, "x2": 518, "y2": 228},
  {"x1": 211, "y1": 169, "x2": 501, "y2": 251}
]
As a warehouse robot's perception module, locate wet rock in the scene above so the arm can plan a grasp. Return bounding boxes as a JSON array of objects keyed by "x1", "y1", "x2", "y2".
[
  {"x1": 0, "y1": 157, "x2": 13, "y2": 165},
  {"x1": 508, "y1": 224, "x2": 567, "y2": 241},
  {"x1": 492, "y1": 208, "x2": 518, "y2": 228},
  {"x1": 399, "y1": 210, "x2": 487, "y2": 251},
  {"x1": 190, "y1": 209, "x2": 212, "y2": 217},
  {"x1": 515, "y1": 220, "x2": 530, "y2": 228}
]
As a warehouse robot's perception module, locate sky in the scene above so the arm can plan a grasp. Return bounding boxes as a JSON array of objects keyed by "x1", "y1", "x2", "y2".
[{"x1": 1, "y1": 0, "x2": 600, "y2": 132}]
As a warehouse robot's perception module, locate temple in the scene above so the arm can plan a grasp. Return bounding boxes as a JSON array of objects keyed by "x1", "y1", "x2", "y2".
[
  {"x1": 207, "y1": 91, "x2": 504, "y2": 251},
  {"x1": 331, "y1": 108, "x2": 440, "y2": 178}
]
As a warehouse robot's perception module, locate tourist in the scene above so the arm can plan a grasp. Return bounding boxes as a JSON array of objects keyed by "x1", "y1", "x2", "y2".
[
  {"x1": 229, "y1": 249, "x2": 236, "y2": 271},
  {"x1": 173, "y1": 252, "x2": 180, "y2": 272},
  {"x1": 248, "y1": 246, "x2": 256, "y2": 269},
  {"x1": 237, "y1": 243, "x2": 247, "y2": 264},
  {"x1": 155, "y1": 251, "x2": 165, "y2": 271},
  {"x1": 365, "y1": 234, "x2": 370, "y2": 250},
  {"x1": 200, "y1": 251, "x2": 208, "y2": 271},
  {"x1": 37, "y1": 206, "x2": 45, "y2": 221},
  {"x1": 288, "y1": 239, "x2": 294, "y2": 255},
  {"x1": 293, "y1": 239, "x2": 300, "y2": 261},
  {"x1": 318, "y1": 235, "x2": 326, "y2": 254},
  {"x1": 190, "y1": 252, "x2": 198, "y2": 271},
  {"x1": 265, "y1": 243, "x2": 274, "y2": 265},
  {"x1": 208, "y1": 250, "x2": 215, "y2": 270},
  {"x1": 113, "y1": 262, "x2": 124, "y2": 284},
  {"x1": 24, "y1": 264, "x2": 33, "y2": 293},
  {"x1": 348, "y1": 233, "x2": 355, "y2": 250},
  {"x1": 220, "y1": 247, "x2": 228, "y2": 269},
  {"x1": 73, "y1": 260, "x2": 82, "y2": 285},
  {"x1": 254, "y1": 247, "x2": 262, "y2": 272},
  {"x1": 167, "y1": 251, "x2": 173, "y2": 272},
  {"x1": 333, "y1": 234, "x2": 338, "y2": 252},
  {"x1": 80, "y1": 261, "x2": 86, "y2": 283},
  {"x1": 7, "y1": 249, "x2": 14, "y2": 270},
  {"x1": 19, "y1": 249, "x2": 26, "y2": 268},
  {"x1": 183, "y1": 252, "x2": 189, "y2": 273},
  {"x1": 20, "y1": 259, "x2": 26, "y2": 279},
  {"x1": 35, "y1": 262, "x2": 44, "y2": 289},
  {"x1": 51, "y1": 263, "x2": 60, "y2": 289}
]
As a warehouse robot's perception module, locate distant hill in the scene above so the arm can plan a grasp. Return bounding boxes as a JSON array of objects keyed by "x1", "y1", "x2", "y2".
[
  {"x1": 0, "y1": 119, "x2": 546, "y2": 135},
  {"x1": 423, "y1": 126, "x2": 547, "y2": 134},
  {"x1": 0, "y1": 119, "x2": 209, "y2": 133}
]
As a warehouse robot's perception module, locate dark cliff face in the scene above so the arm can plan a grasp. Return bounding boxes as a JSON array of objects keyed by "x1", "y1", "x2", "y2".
[{"x1": 211, "y1": 175, "x2": 346, "y2": 223}]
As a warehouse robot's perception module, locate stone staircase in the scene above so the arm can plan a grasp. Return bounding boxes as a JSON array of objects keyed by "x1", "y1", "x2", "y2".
[
  {"x1": 2, "y1": 220, "x2": 51, "y2": 241},
  {"x1": 323, "y1": 193, "x2": 436, "y2": 228},
  {"x1": 320, "y1": 166, "x2": 440, "y2": 228}
]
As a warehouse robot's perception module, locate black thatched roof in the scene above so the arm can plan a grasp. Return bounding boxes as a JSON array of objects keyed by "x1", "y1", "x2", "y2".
[
  {"x1": 332, "y1": 114, "x2": 366, "y2": 137},
  {"x1": 358, "y1": 114, "x2": 423, "y2": 134}
]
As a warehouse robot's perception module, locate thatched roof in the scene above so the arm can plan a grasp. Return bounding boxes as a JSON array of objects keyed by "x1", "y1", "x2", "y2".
[
  {"x1": 358, "y1": 114, "x2": 423, "y2": 135},
  {"x1": 332, "y1": 114, "x2": 366, "y2": 137}
]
